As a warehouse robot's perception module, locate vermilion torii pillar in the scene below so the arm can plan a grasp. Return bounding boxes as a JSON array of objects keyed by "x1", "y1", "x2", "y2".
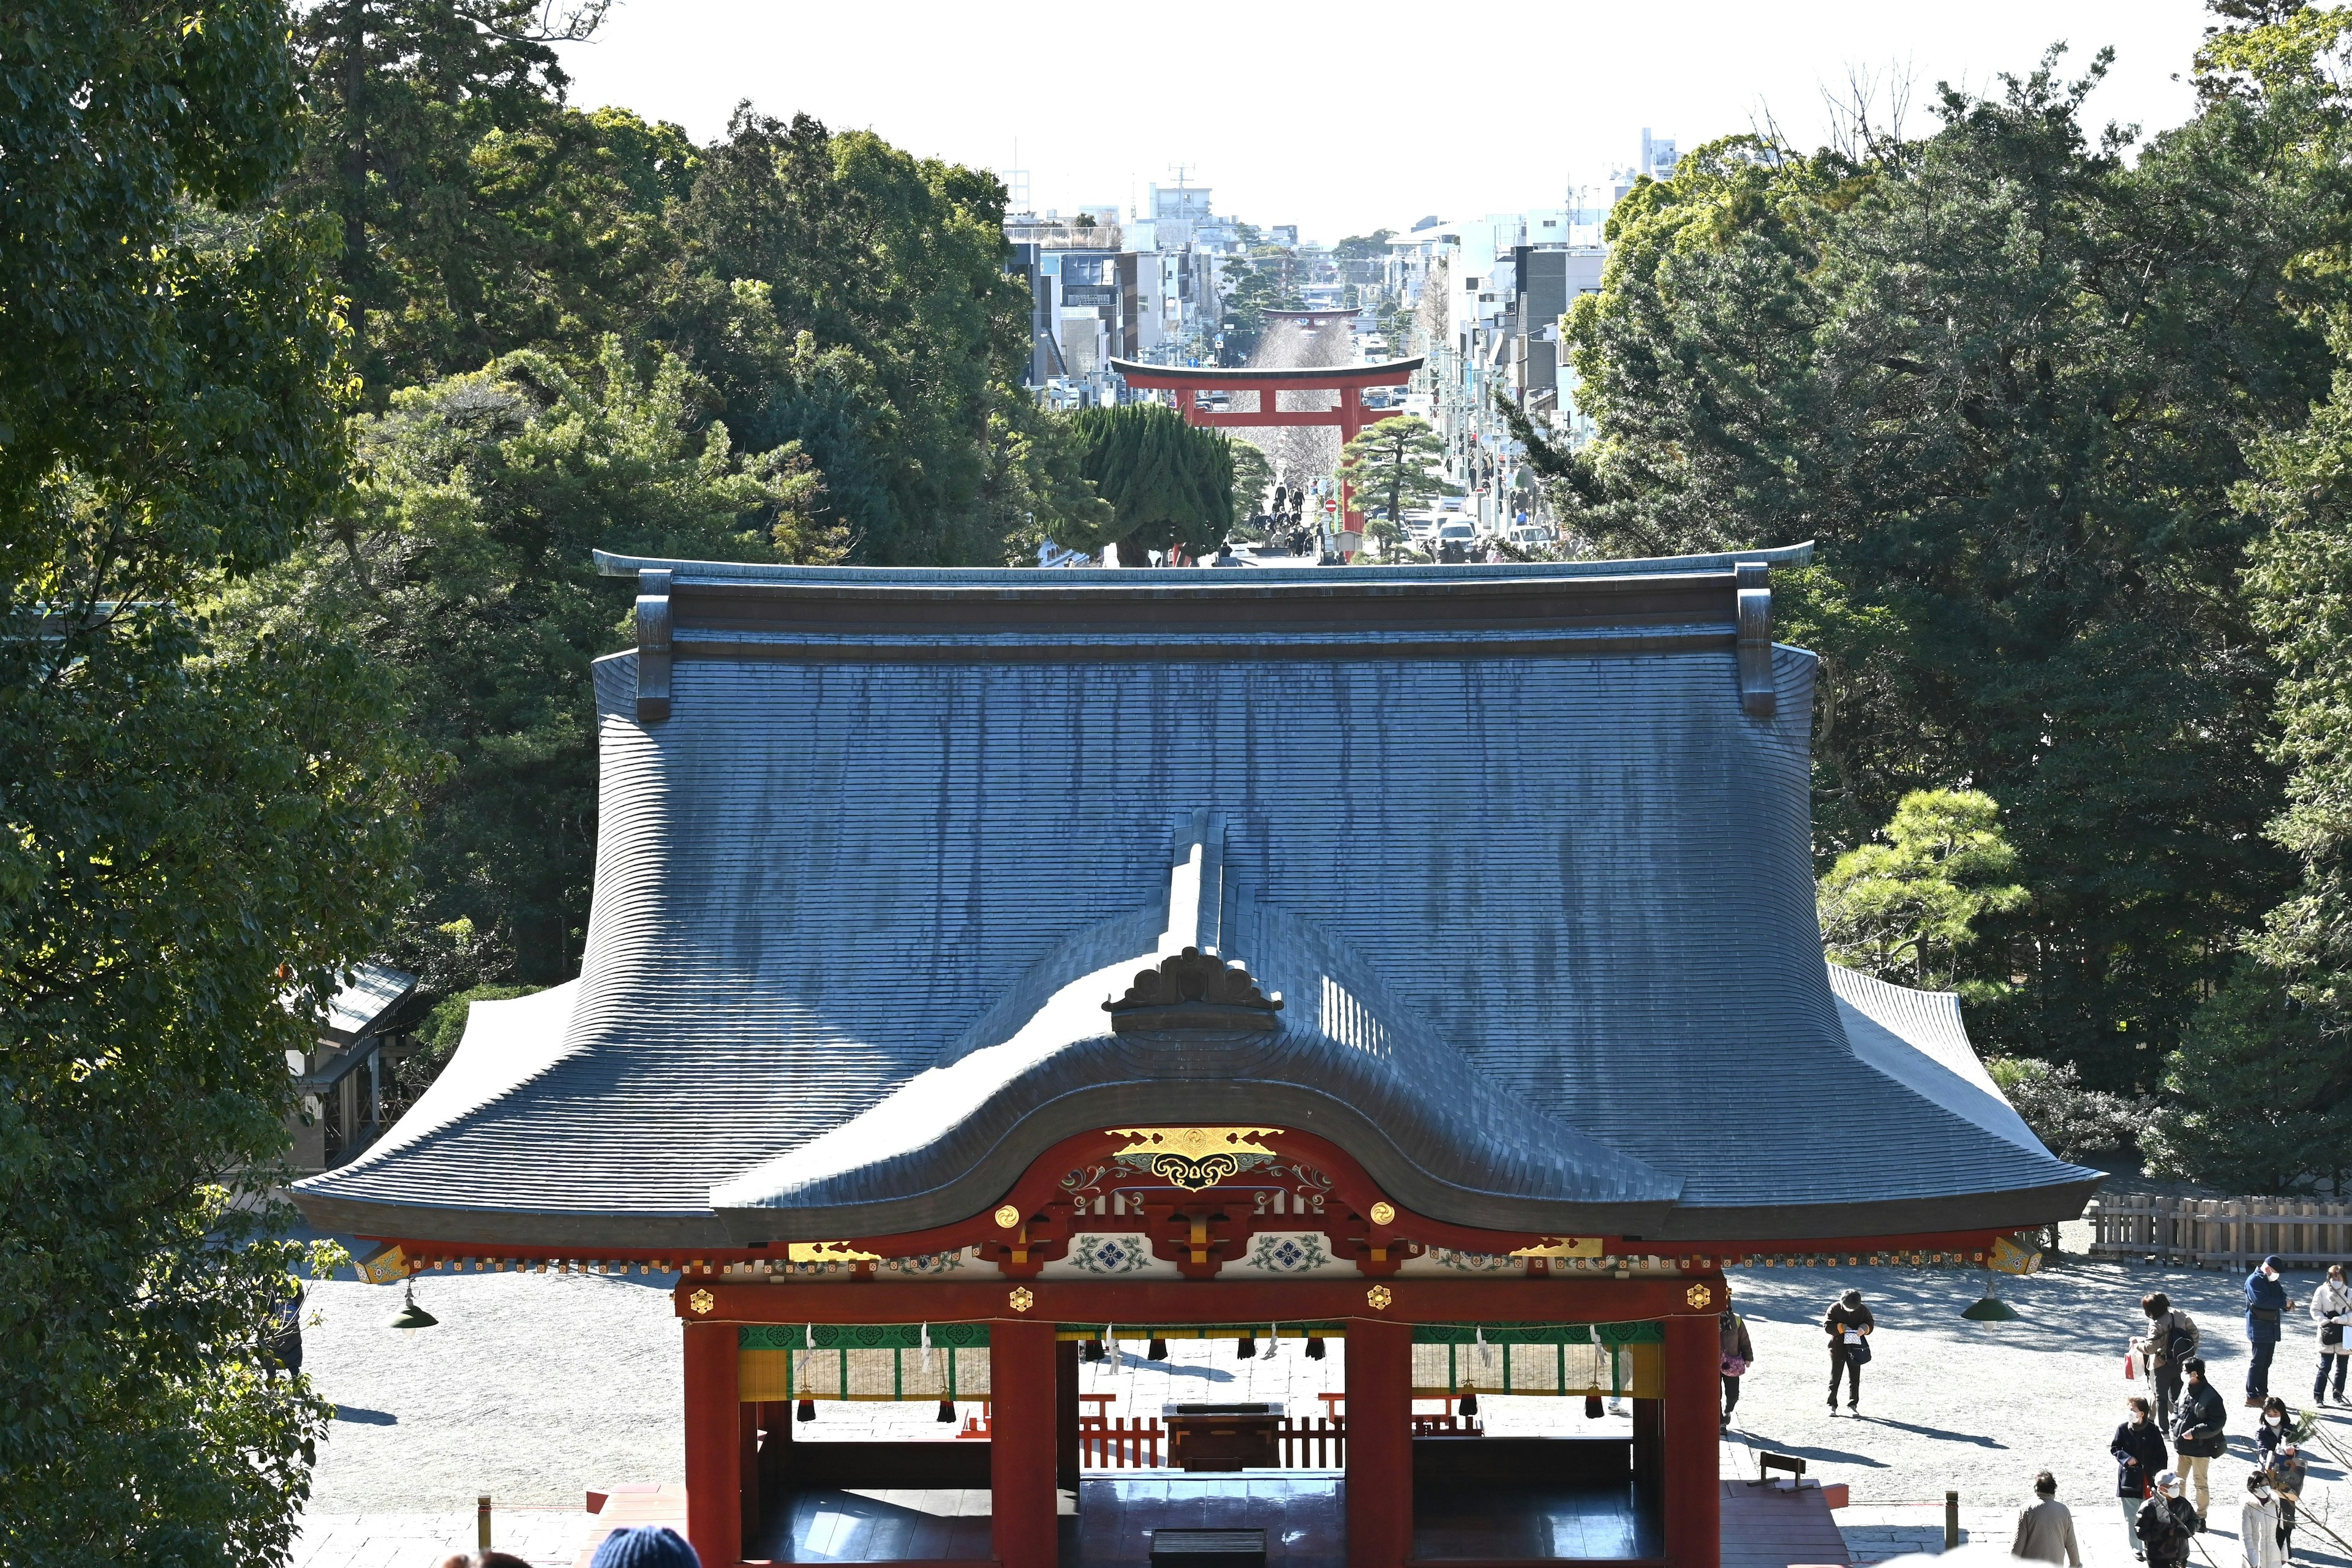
[{"x1": 1108, "y1": 356, "x2": 1423, "y2": 548}]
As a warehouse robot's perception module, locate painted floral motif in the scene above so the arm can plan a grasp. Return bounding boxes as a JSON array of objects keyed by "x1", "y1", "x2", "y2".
[
  {"x1": 1070, "y1": 1233, "x2": 1155, "y2": 1275},
  {"x1": 881, "y1": 1250, "x2": 967, "y2": 1276},
  {"x1": 1246, "y1": 1232, "x2": 1332, "y2": 1274},
  {"x1": 1428, "y1": 1248, "x2": 1520, "y2": 1273}
]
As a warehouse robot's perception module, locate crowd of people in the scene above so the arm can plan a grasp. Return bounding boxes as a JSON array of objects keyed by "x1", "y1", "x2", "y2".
[{"x1": 1711, "y1": 1261, "x2": 2346, "y2": 1568}]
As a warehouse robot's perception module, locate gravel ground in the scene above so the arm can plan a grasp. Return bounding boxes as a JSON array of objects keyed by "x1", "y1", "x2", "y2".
[{"x1": 291, "y1": 1244, "x2": 2352, "y2": 1568}]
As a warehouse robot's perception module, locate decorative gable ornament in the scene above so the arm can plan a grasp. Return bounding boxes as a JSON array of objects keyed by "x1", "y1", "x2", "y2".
[{"x1": 1103, "y1": 946, "x2": 1283, "y2": 1033}]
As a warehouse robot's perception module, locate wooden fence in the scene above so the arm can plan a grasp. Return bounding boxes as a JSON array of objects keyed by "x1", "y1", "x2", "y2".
[
  {"x1": 2085, "y1": 1195, "x2": 2352, "y2": 1270},
  {"x1": 1076, "y1": 1416, "x2": 1353, "y2": 1469}
]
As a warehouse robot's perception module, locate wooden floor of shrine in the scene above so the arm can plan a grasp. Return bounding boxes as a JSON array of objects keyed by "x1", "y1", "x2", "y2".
[{"x1": 746, "y1": 1472, "x2": 1665, "y2": 1564}]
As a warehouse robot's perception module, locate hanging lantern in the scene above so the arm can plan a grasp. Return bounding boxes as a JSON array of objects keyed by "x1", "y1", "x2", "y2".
[
  {"x1": 1585, "y1": 1394, "x2": 1604, "y2": 1420},
  {"x1": 1148, "y1": 1336, "x2": 1170, "y2": 1362},
  {"x1": 1082, "y1": 1339, "x2": 1107, "y2": 1363},
  {"x1": 935, "y1": 1397, "x2": 956, "y2": 1423},
  {"x1": 1236, "y1": 1333, "x2": 1257, "y2": 1360},
  {"x1": 1305, "y1": 1336, "x2": 1327, "y2": 1362},
  {"x1": 796, "y1": 1398, "x2": 816, "y2": 1422},
  {"x1": 1458, "y1": 1387, "x2": 1480, "y2": 1419},
  {"x1": 389, "y1": 1280, "x2": 438, "y2": 1332}
]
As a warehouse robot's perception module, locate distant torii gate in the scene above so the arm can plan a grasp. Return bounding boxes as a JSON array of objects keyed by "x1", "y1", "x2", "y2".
[{"x1": 1108, "y1": 355, "x2": 1424, "y2": 547}]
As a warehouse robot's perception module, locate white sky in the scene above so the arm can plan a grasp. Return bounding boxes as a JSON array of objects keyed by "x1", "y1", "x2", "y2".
[{"x1": 554, "y1": 1, "x2": 2217, "y2": 245}]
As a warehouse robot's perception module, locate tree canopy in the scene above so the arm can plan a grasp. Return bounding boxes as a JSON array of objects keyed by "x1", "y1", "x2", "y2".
[
  {"x1": 1, "y1": 2, "x2": 421, "y2": 1561},
  {"x1": 1059, "y1": 404, "x2": 1237, "y2": 562},
  {"x1": 1556, "y1": 42, "x2": 2350, "y2": 1091}
]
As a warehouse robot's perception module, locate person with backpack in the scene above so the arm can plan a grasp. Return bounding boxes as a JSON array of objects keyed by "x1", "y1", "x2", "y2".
[
  {"x1": 1824, "y1": 1288, "x2": 1874, "y2": 1415},
  {"x1": 2139, "y1": 1472, "x2": 2199, "y2": 1568},
  {"x1": 2114, "y1": 1395, "x2": 2169, "y2": 1560},
  {"x1": 2245, "y1": 1254, "x2": 2294, "y2": 1406},
  {"x1": 2310, "y1": 1262, "x2": 2350, "y2": 1406},
  {"x1": 2171, "y1": 1357, "x2": 2227, "y2": 1525},
  {"x1": 1720, "y1": 1304, "x2": 1755, "y2": 1431},
  {"x1": 2136, "y1": 1292, "x2": 2200, "y2": 1428}
]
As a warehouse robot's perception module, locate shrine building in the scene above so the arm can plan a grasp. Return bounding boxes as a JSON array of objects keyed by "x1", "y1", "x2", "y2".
[{"x1": 293, "y1": 545, "x2": 2100, "y2": 1568}]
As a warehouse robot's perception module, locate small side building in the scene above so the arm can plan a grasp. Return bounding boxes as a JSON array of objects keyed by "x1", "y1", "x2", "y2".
[{"x1": 288, "y1": 960, "x2": 418, "y2": 1175}]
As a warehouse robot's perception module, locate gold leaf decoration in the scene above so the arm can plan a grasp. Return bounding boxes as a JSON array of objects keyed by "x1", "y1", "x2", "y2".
[
  {"x1": 688, "y1": 1288, "x2": 715, "y2": 1315},
  {"x1": 1365, "y1": 1284, "x2": 1393, "y2": 1310},
  {"x1": 1684, "y1": 1284, "x2": 1713, "y2": 1310},
  {"x1": 993, "y1": 1204, "x2": 1022, "y2": 1229},
  {"x1": 1368, "y1": 1202, "x2": 1396, "y2": 1226},
  {"x1": 1105, "y1": 1126, "x2": 1283, "y2": 1192},
  {"x1": 1008, "y1": 1287, "x2": 1035, "y2": 1313}
]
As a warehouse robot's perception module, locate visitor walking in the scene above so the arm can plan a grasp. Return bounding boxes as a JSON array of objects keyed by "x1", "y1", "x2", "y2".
[
  {"x1": 2136, "y1": 1292, "x2": 2201, "y2": 1428},
  {"x1": 1720, "y1": 1305, "x2": 1755, "y2": 1431},
  {"x1": 2243, "y1": 1472, "x2": 2288, "y2": 1568},
  {"x1": 2114, "y1": 1396, "x2": 2169, "y2": 1560},
  {"x1": 2310, "y1": 1263, "x2": 2350, "y2": 1405},
  {"x1": 2012, "y1": 1471, "x2": 2082, "y2": 1567},
  {"x1": 1824, "y1": 1288, "x2": 1874, "y2": 1415},
  {"x1": 2246, "y1": 1254, "x2": 2293, "y2": 1406},
  {"x1": 2139, "y1": 1472, "x2": 2199, "y2": 1568},
  {"x1": 2171, "y1": 1357, "x2": 2226, "y2": 1525}
]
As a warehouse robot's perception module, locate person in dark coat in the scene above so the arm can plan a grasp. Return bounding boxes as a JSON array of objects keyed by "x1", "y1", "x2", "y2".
[
  {"x1": 2139, "y1": 1472, "x2": 2198, "y2": 1568},
  {"x1": 2264, "y1": 1437, "x2": 2309, "y2": 1562},
  {"x1": 2114, "y1": 1395, "x2": 2169, "y2": 1559},
  {"x1": 1720, "y1": 1306, "x2": 1755, "y2": 1430},
  {"x1": 2246, "y1": 1254, "x2": 2293, "y2": 1406},
  {"x1": 2171, "y1": 1357, "x2": 2227, "y2": 1524},
  {"x1": 1824, "y1": 1288, "x2": 1874, "y2": 1414}
]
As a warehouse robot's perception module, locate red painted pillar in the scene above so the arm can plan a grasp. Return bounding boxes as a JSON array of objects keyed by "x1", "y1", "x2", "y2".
[
  {"x1": 683, "y1": 1321, "x2": 742, "y2": 1568},
  {"x1": 1346, "y1": 1317, "x2": 1412, "y2": 1568},
  {"x1": 1663, "y1": 1311, "x2": 1722, "y2": 1568},
  {"x1": 1177, "y1": 386, "x2": 1198, "y2": 426},
  {"x1": 1339, "y1": 387, "x2": 1366, "y2": 544},
  {"x1": 992, "y1": 1317, "x2": 1058, "y2": 1567}
]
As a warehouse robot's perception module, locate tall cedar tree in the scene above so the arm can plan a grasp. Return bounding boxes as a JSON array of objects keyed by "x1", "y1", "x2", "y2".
[
  {"x1": 1560, "y1": 50, "x2": 2349, "y2": 1088},
  {"x1": 1061, "y1": 404, "x2": 1237, "y2": 561},
  {"x1": 0, "y1": 2, "x2": 422, "y2": 1562}
]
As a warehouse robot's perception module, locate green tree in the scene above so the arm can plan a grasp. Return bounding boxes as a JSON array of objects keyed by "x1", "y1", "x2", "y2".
[
  {"x1": 1058, "y1": 404, "x2": 1235, "y2": 562},
  {"x1": 1332, "y1": 230, "x2": 1396, "y2": 260},
  {"x1": 1338, "y1": 417, "x2": 1446, "y2": 530},
  {"x1": 1229, "y1": 440, "x2": 1274, "y2": 527},
  {"x1": 228, "y1": 337, "x2": 838, "y2": 986},
  {"x1": 1561, "y1": 48, "x2": 2347, "y2": 1087},
  {"x1": 661, "y1": 107, "x2": 1077, "y2": 564},
  {"x1": 2146, "y1": 960, "x2": 2352, "y2": 1192},
  {"x1": 287, "y1": 0, "x2": 679, "y2": 394},
  {"x1": 1, "y1": 3, "x2": 422, "y2": 1561},
  {"x1": 1818, "y1": 790, "x2": 2029, "y2": 998}
]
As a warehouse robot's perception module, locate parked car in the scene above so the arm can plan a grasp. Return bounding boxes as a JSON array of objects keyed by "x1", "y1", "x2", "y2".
[
  {"x1": 1438, "y1": 496, "x2": 1466, "y2": 513},
  {"x1": 1509, "y1": 525, "x2": 1557, "y2": 548}
]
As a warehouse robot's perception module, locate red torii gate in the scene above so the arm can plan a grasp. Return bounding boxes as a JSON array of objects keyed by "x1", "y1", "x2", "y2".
[{"x1": 1108, "y1": 355, "x2": 1424, "y2": 543}]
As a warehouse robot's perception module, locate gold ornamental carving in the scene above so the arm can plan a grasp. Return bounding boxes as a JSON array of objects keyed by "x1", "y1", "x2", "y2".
[
  {"x1": 1684, "y1": 1284, "x2": 1714, "y2": 1310},
  {"x1": 687, "y1": 1288, "x2": 715, "y2": 1315},
  {"x1": 1106, "y1": 1126, "x2": 1283, "y2": 1192},
  {"x1": 785, "y1": 1242, "x2": 881, "y2": 1264},
  {"x1": 1510, "y1": 1237, "x2": 1605, "y2": 1260},
  {"x1": 1008, "y1": 1287, "x2": 1035, "y2": 1313},
  {"x1": 1365, "y1": 1285, "x2": 1393, "y2": 1311},
  {"x1": 1368, "y1": 1202, "x2": 1396, "y2": 1226},
  {"x1": 993, "y1": 1204, "x2": 1022, "y2": 1229}
]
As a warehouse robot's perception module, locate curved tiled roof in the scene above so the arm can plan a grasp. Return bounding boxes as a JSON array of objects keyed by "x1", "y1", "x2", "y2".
[{"x1": 293, "y1": 550, "x2": 2100, "y2": 1246}]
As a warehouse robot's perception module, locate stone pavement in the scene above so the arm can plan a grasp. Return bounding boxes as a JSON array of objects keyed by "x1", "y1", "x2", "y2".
[
  {"x1": 288, "y1": 1247, "x2": 2352, "y2": 1567},
  {"x1": 290, "y1": 1507, "x2": 589, "y2": 1568}
]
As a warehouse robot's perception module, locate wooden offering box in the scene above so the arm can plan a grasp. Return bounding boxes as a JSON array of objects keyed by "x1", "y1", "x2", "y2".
[{"x1": 1163, "y1": 1403, "x2": 1281, "y2": 1471}]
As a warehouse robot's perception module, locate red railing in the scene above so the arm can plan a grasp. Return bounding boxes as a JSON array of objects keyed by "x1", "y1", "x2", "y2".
[
  {"x1": 1079, "y1": 1416, "x2": 1161, "y2": 1468},
  {"x1": 1075, "y1": 1416, "x2": 1355, "y2": 1469},
  {"x1": 1278, "y1": 1416, "x2": 1348, "y2": 1467}
]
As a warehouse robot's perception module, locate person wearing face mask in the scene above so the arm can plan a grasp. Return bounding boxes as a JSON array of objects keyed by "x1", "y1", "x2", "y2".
[
  {"x1": 2139, "y1": 1471, "x2": 2198, "y2": 1568},
  {"x1": 1823, "y1": 1287, "x2": 1874, "y2": 1415},
  {"x1": 2263, "y1": 1430, "x2": 2309, "y2": 1562},
  {"x1": 2243, "y1": 1471, "x2": 2288, "y2": 1568},
  {"x1": 2136, "y1": 1292, "x2": 2200, "y2": 1428},
  {"x1": 2171, "y1": 1357, "x2": 2226, "y2": 1525},
  {"x1": 2310, "y1": 1262, "x2": 2351, "y2": 1406},
  {"x1": 2113, "y1": 1396, "x2": 2169, "y2": 1560},
  {"x1": 2245, "y1": 1254, "x2": 2294, "y2": 1407}
]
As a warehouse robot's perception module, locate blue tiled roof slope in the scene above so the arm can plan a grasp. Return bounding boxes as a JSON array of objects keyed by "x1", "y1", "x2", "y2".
[{"x1": 293, "y1": 550, "x2": 2100, "y2": 1246}]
